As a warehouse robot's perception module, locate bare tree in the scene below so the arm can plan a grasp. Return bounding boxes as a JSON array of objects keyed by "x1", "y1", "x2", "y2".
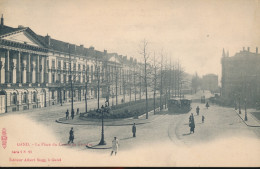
[{"x1": 139, "y1": 39, "x2": 150, "y2": 119}]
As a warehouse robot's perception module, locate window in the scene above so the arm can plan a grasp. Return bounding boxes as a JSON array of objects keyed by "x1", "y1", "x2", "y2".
[
  {"x1": 58, "y1": 61, "x2": 61, "y2": 70},
  {"x1": 33, "y1": 92, "x2": 37, "y2": 102},
  {"x1": 83, "y1": 65, "x2": 85, "y2": 71},
  {"x1": 12, "y1": 93, "x2": 17, "y2": 105},
  {"x1": 64, "y1": 75, "x2": 66, "y2": 83},
  {"x1": 83, "y1": 75, "x2": 85, "y2": 83},
  {"x1": 52, "y1": 60, "x2": 55, "y2": 69},
  {"x1": 78, "y1": 75, "x2": 81, "y2": 83},
  {"x1": 23, "y1": 92, "x2": 27, "y2": 103},
  {"x1": 63, "y1": 62, "x2": 66, "y2": 70},
  {"x1": 78, "y1": 64, "x2": 81, "y2": 71},
  {"x1": 47, "y1": 60, "x2": 49, "y2": 69},
  {"x1": 58, "y1": 74, "x2": 61, "y2": 83},
  {"x1": 52, "y1": 74, "x2": 55, "y2": 83},
  {"x1": 73, "y1": 63, "x2": 76, "y2": 71},
  {"x1": 91, "y1": 65, "x2": 93, "y2": 81},
  {"x1": 51, "y1": 91, "x2": 54, "y2": 99}
]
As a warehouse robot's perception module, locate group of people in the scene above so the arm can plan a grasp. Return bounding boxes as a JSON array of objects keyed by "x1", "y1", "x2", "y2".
[
  {"x1": 111, "y1": 123, "x2": 136, "y2": 156},
  {"x1": 65, "y1": 108, "x2": 80, "y2": 120},
  {"x1": 190, "y1": 102, "x2": 210, "y2": 133},
  {"x1": 67, "y1": 123, "x2": 137, "y2": 156}
]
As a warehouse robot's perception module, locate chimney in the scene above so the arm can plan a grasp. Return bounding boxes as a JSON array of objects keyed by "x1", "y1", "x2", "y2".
[
  {"x1": 243, "y1": 47, "x2": 245, "y2": 51},
  {"x1": 45, "y1": 34, "x2": 51, "y2": 46},
  {"x1": 256, "y1": 47, "x2": 258, "y2": 54},
  {"x1": 104, "y1": 50, "x2": 107, "y2": 54},
  {"x1": 248, "y1": 47, "x2": 250, "y2": 52},
  {"x1": 80, "y1": 44, "x2": 84, "y2": 49},
  {"x1": 1, "y1": 14, "x2": 4, "y2": 27}
]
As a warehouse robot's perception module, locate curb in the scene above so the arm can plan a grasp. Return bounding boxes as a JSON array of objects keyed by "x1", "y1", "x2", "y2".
[
  {"x1": 55, "y1": 119, "x2": 150, "y2": 126},
  {"x1": 234, "y1": 110, "x2": 260, "y2": 127}
]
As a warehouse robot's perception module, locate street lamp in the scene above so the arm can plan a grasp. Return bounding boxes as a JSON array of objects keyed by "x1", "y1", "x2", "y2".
[
  {"x1": 244, "y1": 98, "x2": 248, "y2": 121},
  {"x1": 98, "y1": 104, "x2": 107, "y2": 145},
  {"x1": 238, "y1": 94, "x2": 241, "y2": 114}
]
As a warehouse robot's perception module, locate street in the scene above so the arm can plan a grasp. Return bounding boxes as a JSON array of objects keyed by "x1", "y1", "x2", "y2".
[{"x1": 0, "y1": 92, "x2": 260, "y2": 167}]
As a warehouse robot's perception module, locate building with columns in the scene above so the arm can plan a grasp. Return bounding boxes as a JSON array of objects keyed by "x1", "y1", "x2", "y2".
[{"x1": 0, "y1": 16, "x2": 141, "y2": 113}]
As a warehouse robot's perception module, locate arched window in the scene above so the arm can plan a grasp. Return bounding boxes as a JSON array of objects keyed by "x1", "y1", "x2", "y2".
[
  {"x1": 23, "y1": 92, "x2": 27, "y2": 103},
  {"x1": 33, "y1": 92, "x2": 37, "y2": 102},
  {"x1": 12, "y1": 92, "x2": 17, "y2": 105}
]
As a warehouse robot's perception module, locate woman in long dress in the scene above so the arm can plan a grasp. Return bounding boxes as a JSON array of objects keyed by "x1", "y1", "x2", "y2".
[{"x1": 111, "y1": 137, "x2": 119, "y2": 156}]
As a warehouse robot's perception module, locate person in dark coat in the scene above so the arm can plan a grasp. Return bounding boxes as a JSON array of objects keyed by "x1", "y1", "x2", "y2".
[
  {"x1": 206, "y1": 102, "x2": 209, "y2": 109},
  {"x1": 71, "y1": 109, "x2": 75, "y2": 119},
  {"x1": 132, "y1": 123, "x2": 136, "y2": 137},
  {"x1": 189, "y1": 115, "x2": 195, "y2": 133},
  {"x1": 66, "y1": 109, "x2": 69, "y2": 120},
  {"x1": 68, "y1": 127, "x2": 74, "y2": 144},
  {"x1": 76, "y1": 108, "x2": 79, "y2": 115},
  {"x1": 202, "y1": 115, "x2": 205, "y2": 123},
  {"x1": 196, "y1": 106, "x2": 200, "y2": 115}
]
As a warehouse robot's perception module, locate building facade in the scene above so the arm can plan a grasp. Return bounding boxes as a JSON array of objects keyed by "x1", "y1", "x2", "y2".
[
  {"x1": 221, "y1": 47, "x2": 260, "y2": 105},
  {"x1": 202, "y1": 74, "x2": 218, "y2": 93},
  {"x1": 0, "y1": 16, "x2": 142, "y2": 113}
]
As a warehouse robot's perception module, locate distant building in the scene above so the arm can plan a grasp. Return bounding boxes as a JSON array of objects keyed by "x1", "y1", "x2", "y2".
[
  {"x1": 202, "y1": 74, "x2": 218, "y2": 93},
  {"x1": 221, "y1": 47, "x2": 260, "y2": 105}
]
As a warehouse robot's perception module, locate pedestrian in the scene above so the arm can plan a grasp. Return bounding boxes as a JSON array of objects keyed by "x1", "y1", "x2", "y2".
[
  {"x1": 77, "y1": 108, "x2": 79, "y2": 115},
  {"x1": 111, "y1": 137, "x2": 119, "y2": 156},
  {"x1": 66, "y1": 109, "x2": 69, "y2": 120},
  {"x1": 206, "y1": 102, "x2": 209, "y2": 109},
  {"x1": 68, "y1": 127, "x2": 74, "y2": 144},
  {"x1": 132, "y1": 123, "x2": 136, "y2": 137},
  {"x1": 71, "y1": 109, "x2": 75, "y2": 119},
  {"x1": 202, "y1": 115, "x2": 205, "y2": 123},
  {"x1": 196, "y1": 106, "x2": 200, "y2": 115},
  {"x1": 189, "y1": 117, "x2": 195, "y2": 134}
]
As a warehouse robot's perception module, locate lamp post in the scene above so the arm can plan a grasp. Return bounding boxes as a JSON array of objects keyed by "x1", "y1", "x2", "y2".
[
  {"x1": 238, "y1": 94, "x2": 241, "y2": 114},
  {"x1": 244, "y1": 98, "x2": 247, "y2": 121},
  {"x1": 98, "y1": 104, "x2": 106, "y2": 145}
]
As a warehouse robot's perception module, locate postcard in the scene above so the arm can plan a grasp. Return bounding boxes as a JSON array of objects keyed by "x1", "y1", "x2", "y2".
[{"x1": 0, "y1": 0, "x2": 259, "y2": 167}]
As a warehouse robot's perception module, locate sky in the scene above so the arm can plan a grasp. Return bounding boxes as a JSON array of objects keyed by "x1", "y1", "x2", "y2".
[{"x1": 0, "y1": 0, "x2": 259, "y2": 78}]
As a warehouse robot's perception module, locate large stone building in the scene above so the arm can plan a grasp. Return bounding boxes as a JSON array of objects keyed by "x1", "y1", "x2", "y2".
[
  {"x1": 221, "y1": 47, "x2": 260, "y2": 105},
  {"x1": 0, "y1": 16, "x2": 142, "y2": 113},
  {"x1": 202, "y1": 74, "x2": 218, "y2": 93}
]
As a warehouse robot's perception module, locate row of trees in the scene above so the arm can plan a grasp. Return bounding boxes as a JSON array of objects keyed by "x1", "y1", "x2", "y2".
[{"x1": 80, "y1": 39, "x2": 189, "y2": 119}]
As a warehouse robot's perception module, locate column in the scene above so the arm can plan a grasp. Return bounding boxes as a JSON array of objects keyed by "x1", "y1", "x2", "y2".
[
  {"x1": 16, "y1": 51, "x2": 21, "y2": 83},
  {"x1": 5, "y1": 49, "x2": 9, "y2": 83},
  {"x1": 36, "y1": 55, "x2": 39, "y2": 83},
  {"x1": 22, "y1": 54, "x2": 27, "y2": 83},
  {"x1": 0, "y1": 54, "x2": 5, "y2": 84},
  {"x1": 32, "y1": 56, "x2": 36, "y2": 83},
  {"x1": 26, "y1": 53, "x2": 31, "y2": 83}
]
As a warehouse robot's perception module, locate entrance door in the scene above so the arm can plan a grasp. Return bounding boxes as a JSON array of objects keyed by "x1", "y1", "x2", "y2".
[{"x1": 0, "y1": 92, "x2": 6, "y2": 114}]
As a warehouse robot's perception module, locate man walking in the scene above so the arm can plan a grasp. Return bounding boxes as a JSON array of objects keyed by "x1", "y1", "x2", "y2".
[
  {"x1": 196, "y1": 106, "x2": 200, "y2": 115},
  {"x1": 68, "y1": 127, "x2": 74, "y2": 144},
  {"x1": 132, "y1": 123, "x2": 136, "y2": 137},
  {"x1": 66, "y1": 109, "x2": 69, "y2": 120},
  {"x1": 206, "y1": 102, "x2": 209, "y2": 109},
  {"x1": 111, "y1": 137, "x2": 119, "y2": 156},
  {"x1": 202, "y1": 115, "x2": 205, "y2": 123}
]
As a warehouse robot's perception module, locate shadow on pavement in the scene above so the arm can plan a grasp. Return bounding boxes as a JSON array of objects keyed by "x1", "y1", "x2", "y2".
[
  {"x1": 182, "y1": 133, "x2": 191, "y2": 136},
  {"x1": 120, "y1": 137, "x2": 134, "y2": 140}
]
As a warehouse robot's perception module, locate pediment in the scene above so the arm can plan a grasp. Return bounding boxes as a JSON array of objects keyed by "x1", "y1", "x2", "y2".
[
  {"x1": 108, "y1": 55, "x2": 121, "y2": 64},
  {"x1": 2, "y1": 31, "x2": 42, "y2": 47}
]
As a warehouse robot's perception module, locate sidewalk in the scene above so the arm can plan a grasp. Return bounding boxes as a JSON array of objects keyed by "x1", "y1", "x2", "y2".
[{"x1": 235, "y1": 108, "x2": 260, "y2": 127}]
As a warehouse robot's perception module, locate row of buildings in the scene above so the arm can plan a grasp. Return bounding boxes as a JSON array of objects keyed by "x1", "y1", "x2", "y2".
[
  {"x1": 0, "y1": 16, "x2": 145, "y2": 114},
  {"x1": 221, "y1": 47, "x2": 260, "y2": 106}
]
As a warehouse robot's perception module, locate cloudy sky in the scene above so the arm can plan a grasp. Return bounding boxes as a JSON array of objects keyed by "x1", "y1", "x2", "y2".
[{"x1": 0, "y1": 0, "x2": 259, "y2": 78}]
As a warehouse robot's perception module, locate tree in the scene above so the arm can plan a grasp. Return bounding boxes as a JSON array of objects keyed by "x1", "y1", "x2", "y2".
[
  {"x1": 191, "y1": 72, "x2": 200, "y2": 94},
  {"x1": 139, "y1": 39, "x2": 150, "y2": 119}
]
